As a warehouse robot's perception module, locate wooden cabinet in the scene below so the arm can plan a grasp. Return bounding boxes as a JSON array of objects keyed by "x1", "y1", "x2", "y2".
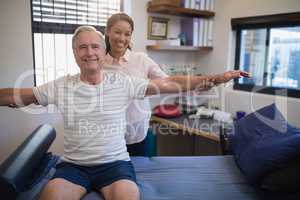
[
  {"x1": 146, "y1": 2, "x2": 215, "y2": 52},
  {"x1": 151, "y1": 115, "x2": 222, "y2": 156},
  {"x1": 156, "y1": 130, "x2": 221, "y2": 156}
]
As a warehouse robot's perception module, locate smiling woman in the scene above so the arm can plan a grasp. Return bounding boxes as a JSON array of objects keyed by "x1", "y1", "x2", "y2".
[
  {"x1": 105, "y1": 13, "x2": 135, "y2": 58},
  {"x1": 103, "y1": 13, "x2": 168, "y2": 147}
]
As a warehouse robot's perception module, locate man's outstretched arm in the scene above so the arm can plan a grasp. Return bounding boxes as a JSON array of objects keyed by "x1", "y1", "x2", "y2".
[
  {"x1": 0, "y1": 88, "x2": 38, "y2": 107},
  {"x1": 145, "y1": 70, "x2": 250, "y2": 95}
]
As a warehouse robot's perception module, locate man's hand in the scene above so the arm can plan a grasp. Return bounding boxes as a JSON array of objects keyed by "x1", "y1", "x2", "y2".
[
  {"x1": 0, "y1": 88, "x2": 38, "y2": 107},
  {"x1": 209, "y1": 70, "x2": 251, "y2": 85}
]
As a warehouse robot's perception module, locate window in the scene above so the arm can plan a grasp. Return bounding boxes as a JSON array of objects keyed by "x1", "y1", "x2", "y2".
[
  {"x1": 31, "y1": 0, "x2": 123, "y2": 86},
  {"x1": 232, "y1": 12, "x2": 300, "y2": 98}
]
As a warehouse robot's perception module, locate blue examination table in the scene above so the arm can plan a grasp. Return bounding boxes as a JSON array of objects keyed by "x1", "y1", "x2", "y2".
[{"x1": 0, "y1": 125, "x2": 299, "y2": 200}]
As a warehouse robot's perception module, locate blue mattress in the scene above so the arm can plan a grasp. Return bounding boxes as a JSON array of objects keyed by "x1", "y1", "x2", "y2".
[
  {"x1": 82, "y1": 156, "x2": 299, "y2": 200},
  {"x1": 6, "y1": 125, "x2": 298, "y2": 200}
]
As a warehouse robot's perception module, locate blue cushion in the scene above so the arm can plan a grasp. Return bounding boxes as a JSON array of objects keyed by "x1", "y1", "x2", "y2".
[{"x1": 229, "y1": 103, "x2": 300, "y2": 186}]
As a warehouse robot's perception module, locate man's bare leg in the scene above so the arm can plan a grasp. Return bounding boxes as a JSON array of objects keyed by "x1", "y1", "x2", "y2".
[
  {"x1": 39, "y1": 178, "x2": 87, "y2": 200},
  {"x1": 100, "y1": 179, "x2": 140, "y2": 200}
]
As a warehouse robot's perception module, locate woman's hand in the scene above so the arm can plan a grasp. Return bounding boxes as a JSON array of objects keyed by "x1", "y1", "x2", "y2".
[{"x1": 209, "y1": 70, "x2": 251, "y2": 85}]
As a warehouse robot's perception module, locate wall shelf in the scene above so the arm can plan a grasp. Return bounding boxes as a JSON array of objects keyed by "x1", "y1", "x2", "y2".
[
  {"x1": 146, "y1": 45, "x2": 213, "y2": 51},
  {"x1": 147, "y1": 4, "x2": 215, "y2": 18}
]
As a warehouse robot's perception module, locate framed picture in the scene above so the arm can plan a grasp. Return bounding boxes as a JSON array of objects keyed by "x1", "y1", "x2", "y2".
[{"x1": 148, "y1": 16, "x2": 169, "y2": 40}]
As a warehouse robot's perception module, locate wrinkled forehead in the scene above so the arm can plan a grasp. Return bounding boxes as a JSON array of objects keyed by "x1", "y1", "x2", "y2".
[{"x1": 74, "y1": 31, "x2": 106, "y2": 48}]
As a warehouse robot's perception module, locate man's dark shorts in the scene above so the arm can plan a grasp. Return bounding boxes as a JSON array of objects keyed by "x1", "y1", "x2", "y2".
[{"x1": 52, "y1": 160, "x2": 137, "y2": 192}]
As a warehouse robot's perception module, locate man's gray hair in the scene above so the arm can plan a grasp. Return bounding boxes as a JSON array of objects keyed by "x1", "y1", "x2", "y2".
[{"x1": 72, "y1": 25, "x2": 106, "y2": 49}]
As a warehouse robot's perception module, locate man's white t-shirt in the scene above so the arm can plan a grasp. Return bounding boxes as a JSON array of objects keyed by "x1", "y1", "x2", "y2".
[{"x1": 33, "y1": 71, "x2": 149, "y2": 166}]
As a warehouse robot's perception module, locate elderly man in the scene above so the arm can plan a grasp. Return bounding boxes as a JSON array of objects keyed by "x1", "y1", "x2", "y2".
[{"x1": 0, "y1": 26, "x2": 249, "y2": 200}]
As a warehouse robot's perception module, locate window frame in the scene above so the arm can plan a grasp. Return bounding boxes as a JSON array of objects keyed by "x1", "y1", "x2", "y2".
[
  {"x1": 232, "y1": 12, "x2": 300, "y2": 98},
  {"x1": 30, "y1": 0, "x2": 123, "y2": 86}
]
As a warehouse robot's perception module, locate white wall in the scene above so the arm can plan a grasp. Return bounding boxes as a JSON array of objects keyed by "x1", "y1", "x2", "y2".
[
  {"x1": 0, "y1": 0, "x2": 33, "y2": 87},
  {"x1": 197, "y1": 0, "x2": 300, "y2": 126},
  {"x1": 0, "y1": 0, "x2": 64, "y2": 162}
]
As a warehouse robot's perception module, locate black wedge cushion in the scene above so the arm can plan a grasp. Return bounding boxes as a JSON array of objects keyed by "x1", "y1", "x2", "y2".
[{"x1": 0, "y1": 124, "x2": 56, "y2": 199}]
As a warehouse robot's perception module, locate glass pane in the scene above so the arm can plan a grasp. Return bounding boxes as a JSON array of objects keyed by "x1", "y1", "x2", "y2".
[
  {"x1": 267, "y1": 26, "x2": 300, "y2": 89},
  {"x1": 239, "y1": 29, "x2": 267, "y2": 86},
  {"x1": 55, "y1": 34, "x2": 68, "y2": 79},
  {"x1": 34, "y1": 33, "x2": 79, "y2": 86},
  {"x1": 42, "y1": 33, "x2": 55, "y2": 84},
  {"x1": 66, "y1": 34, "x2": 80, "y2": 75},
  {"x1": 34, "y1": 33, "x2": 45, "y2": 85}
]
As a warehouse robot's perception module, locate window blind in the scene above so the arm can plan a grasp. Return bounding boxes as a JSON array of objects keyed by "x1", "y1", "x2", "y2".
[{"x1": 32, "y1": 0, "x2": 121, "y2": 25}]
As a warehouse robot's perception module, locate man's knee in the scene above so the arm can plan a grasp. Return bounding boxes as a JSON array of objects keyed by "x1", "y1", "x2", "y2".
[
  {"x1": 118, "y1": 181, "x2": 140, "y2": 200},
  {"x1": 39, "y1": 178, "x2": 86, "y2": 200},
  {"x1": 101, "y1": 179, "x2": 140, "y2": 200}
]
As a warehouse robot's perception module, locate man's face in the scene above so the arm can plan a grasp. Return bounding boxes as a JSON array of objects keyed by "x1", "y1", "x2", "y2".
[{"x1": 73, "y1": 31, "x2": 106, "y2": 72}]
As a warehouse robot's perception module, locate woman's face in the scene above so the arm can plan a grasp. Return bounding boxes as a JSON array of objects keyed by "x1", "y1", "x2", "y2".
[{"x1": 107, "y1": 20, "x2": 132, "y2": 55}]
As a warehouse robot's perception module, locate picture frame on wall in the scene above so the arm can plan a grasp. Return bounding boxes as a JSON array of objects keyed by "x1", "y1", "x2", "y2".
[{"x1": 148, "y1": 16, "x2": 169, "y2": 40}]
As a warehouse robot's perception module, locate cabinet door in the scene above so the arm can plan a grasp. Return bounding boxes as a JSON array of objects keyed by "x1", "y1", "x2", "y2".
[
  {"x1": 194, "y1": 136, "x2": 221, "y2": 156},
  {"x1": 155, "y1": 126, "x2": 221, "y2": 156},
  {"x1": 156, "y1": 128, "x2": 195, "y2": 156}
]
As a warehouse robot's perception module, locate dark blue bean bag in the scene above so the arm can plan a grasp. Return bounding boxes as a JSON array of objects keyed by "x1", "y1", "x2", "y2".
[{"x1": 229, "y1": 103, "x2": 300, "y2": 190}]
